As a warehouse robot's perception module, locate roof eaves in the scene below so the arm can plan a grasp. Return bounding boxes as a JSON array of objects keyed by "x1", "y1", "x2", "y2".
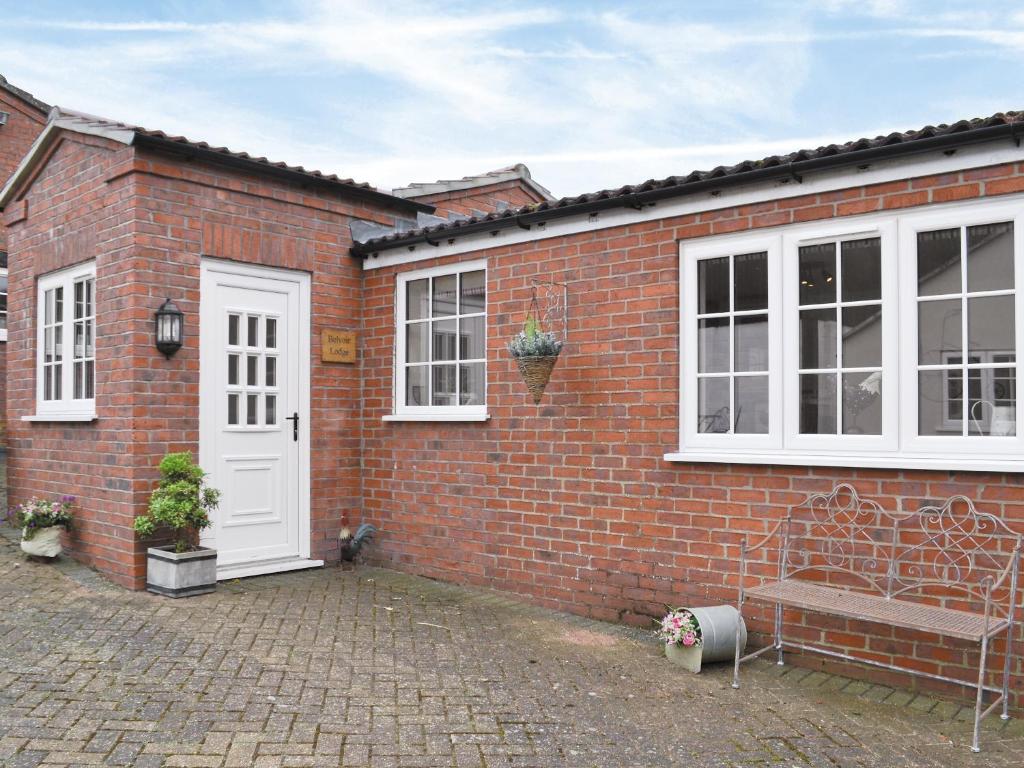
[
  {"x1": 0, "y1": 74, "x2": 50, "y2": 116},
  {"x1": 352, "y1": 111, "x2": 1024, "y2": 256}
]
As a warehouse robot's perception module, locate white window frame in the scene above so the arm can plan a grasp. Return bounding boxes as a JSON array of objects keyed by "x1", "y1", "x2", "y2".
[
  {"x1": 670, "y1": 194, "x2": 1024, "y2": 471},
  {"x1": 681, "y1": 234, "x2": 782, "y2": 452},
  {"x1": 0, "y1": 252, "x2": 7, "y2": 342},
  {"x1": 28, "y1": 261, "x2": 96, "y2": 421},
  {"x1": 387, "y1": 259, "x2": 488, "y2": 422}
]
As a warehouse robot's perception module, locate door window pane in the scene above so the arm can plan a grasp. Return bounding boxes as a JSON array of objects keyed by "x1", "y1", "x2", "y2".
[
  {"x1": 734, "y1": 377, "x2": 769, "y2": 434},
  {"x1": 799, "y1": 243, "x2": 836, "y2": 305},
  {"x1": 265, "y1": 318, "x2": 277, "y2": 349},
  {"x1": 247, "y1": 355, "x2": 259, "y2": 386},
  {"x1": 247, "y1": 315, "x2": 259, "y2": 348},
  {"x1": 917, "y1": 228, "x2": 961, "y2": 296},
  {"x1": 228, "y1": 393, "x2": 239, "y2": 425},
  {"x1": 800, "y1": 373, "x2": 837, "y2": 434},
  {"x1": 265, "y1": 394, "x2": 277, "y2": 426},
  {"x1": 246, "y1": 394, "x2": 259, "y2": 425},
  {"x1": 228, "y1": 354, "x2": 239, "y2": 386},
  {"x1": 228, "y1": 314, "x2": 240, "y2": 346},
  {"x1": 967, "y1": 222, "x2": 1013, "y2": 293},
  {"x1": 265, "y1": 356, "x2": 277, "y2": 388}
]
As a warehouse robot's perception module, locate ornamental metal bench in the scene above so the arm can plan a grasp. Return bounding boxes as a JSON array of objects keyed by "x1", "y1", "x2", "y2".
[{"x1": 732, "y1": 483, "x2": 1022, "y2": 753}]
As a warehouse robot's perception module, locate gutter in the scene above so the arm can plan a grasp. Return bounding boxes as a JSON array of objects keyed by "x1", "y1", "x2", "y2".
[
  {"x1": 351, "y1": 123, "x2": 1024, "y2": 256},
  {"x1": 131, "y1": 133, "x2": 434, "y2": 215}
]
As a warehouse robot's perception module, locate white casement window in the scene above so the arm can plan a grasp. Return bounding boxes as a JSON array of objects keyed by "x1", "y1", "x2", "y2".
[
  {"x1": 0, "y1": 251, "x2": 8, "y2": 341},
  {"x1": 31, "y1": 261, "x2": 96, "y2": 420},
  {"x1": 673, "y1": 196, "x2": 1024, "y2": 471},
  {"x1": 390, "y1": 260, "x2": 487, "y2": 421}
]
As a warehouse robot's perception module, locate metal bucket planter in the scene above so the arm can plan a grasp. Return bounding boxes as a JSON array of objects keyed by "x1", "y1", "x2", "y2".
[
  {"x1": 145, "y1": 545, "x2": 217, "y2": 598},
  {"x1": 664, "y1": 605, "x2": 746, "y2": 673},
  {"x1": 515, "y1": 353, "x2": 560, "y2": 404},
  {"x1": 20, "y1": 526, "x2": 64, "y2": 557}
]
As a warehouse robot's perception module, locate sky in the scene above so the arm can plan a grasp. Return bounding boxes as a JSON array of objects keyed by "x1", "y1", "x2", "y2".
[{"x1": 1, "y1": 0, "x2": 1022, "y2": 198}]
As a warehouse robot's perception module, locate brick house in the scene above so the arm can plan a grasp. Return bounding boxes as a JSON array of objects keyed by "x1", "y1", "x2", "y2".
[{"x1": 3, "y1": 94, "x2": 1024, "y2": 707}]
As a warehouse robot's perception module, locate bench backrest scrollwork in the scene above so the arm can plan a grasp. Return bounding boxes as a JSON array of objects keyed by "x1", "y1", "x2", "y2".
[{"x1": 778, "y1": 484, "x2": 1023, "y2": 618}]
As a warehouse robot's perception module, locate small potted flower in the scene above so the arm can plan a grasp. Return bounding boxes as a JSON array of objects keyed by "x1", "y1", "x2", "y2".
[
  {"x1": 8, "y1": 496, "x2": 75, "y2": 557},
  {"x1": 657, "y1": 605, "x2": 747, "y2": 673},
  {"x1": 508, "y1": 315, "x2": 564, "y2": 404},
  {"x1": 133, "y1": 452, "x2": 221, "y2": 597}
]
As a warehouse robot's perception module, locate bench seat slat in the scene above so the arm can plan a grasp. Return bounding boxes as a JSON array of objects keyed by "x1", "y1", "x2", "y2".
[{"x1": 745, "y1": 581, "x2": 1006, "y2": 641}]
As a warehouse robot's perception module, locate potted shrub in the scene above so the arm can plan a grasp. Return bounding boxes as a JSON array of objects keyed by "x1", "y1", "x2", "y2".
[
  {"x1": 657, "y1": 605, "x2": 747, "y2": 673},
  {"x1": 509, "y1": 315, "x2": 564, "y2": 404},
  {"x1": 133, "y1": 452, "x2": 221, "y2": 597},
  {"x1": 8, "y1": 496, "x2": 74, "y2": 557}
]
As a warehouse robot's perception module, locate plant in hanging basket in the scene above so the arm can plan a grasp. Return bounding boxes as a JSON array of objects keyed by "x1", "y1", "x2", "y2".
[{"x1": 509, "y1": 316, "x2": 564, "y2": 404}]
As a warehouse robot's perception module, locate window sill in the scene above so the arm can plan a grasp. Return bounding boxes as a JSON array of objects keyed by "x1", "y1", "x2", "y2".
[
  {"x1": 22, "y1": 413, "x2": 97, "y2": 423},
  {"x1": 663, "y1": 450, "x2": 1024, "y2": 473},
  {"x1": 383, "y1": 413, "x2": 490, "y2": 423}
]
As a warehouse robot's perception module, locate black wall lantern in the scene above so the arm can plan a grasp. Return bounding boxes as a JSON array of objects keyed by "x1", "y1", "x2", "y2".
[{"x1": 155, "y1": 298, "x2": 184, "y2": 358}]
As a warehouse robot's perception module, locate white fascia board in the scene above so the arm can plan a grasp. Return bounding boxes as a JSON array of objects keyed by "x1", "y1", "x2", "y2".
[
  {"x1": 0, "y1": 109, "x2": 135, "y2": 208},
  {"x1": 361, "y1": 141, "x2": 1024, "y2": 270}
]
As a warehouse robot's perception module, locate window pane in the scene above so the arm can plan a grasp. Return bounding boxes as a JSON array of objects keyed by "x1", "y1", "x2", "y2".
[
  {"x1": 405, "y1": 366, "x2": 428, "y2": 406},
  {"x1": 247, "y1": 355, "x2": 259, "y2": 386},
  {"x1": 227, "y1": 354, "x2": 239, "y2": 386},
  {"x1": 406, "y1": 323, "x2": 429, "y2": 363},
  {"x1": 85, "y1": 360, "x2": 94, "y2": 399},
  {"x1": 75, "y1": 280, "x2": 84, "y2": 319},
  {"x1": 968, "y1": 294, "x2": 1015, "y2": 357},
  {"x1": 44, "y1": 288, "x2": 53, "y2": 325},
  {"x1": 843, "y1": 372, "x2": 882, "y2": 435},
  {"x1": 734, "y1": 376, "x2": 769, "y2": 434},
  {"x1": 799, "y1": 243, "x2": 836, "y2": 305},
  {"x1": 919, "y1": 369, "x2": 956, "y2": 436},
  {"x1": 54, "y1": 287, "x2": 63, "y2": 323},
  {"x1": 918, "y1": 299, "x2": 961, "y2": 365},
  {"x1": 967, "y1": 222, "x2": 1013, "y2": 293},
  {"x1": 841, "y1": 237, "x2": 881, "y2": 302},
  {"x1": 85, "y1": 279, "x2": 93, "y2": 317},
  {"x1": 842, "y1": 305, "x2": 882, "y2": 368},
  {"x1": 734, "y1": 252, "x2": 768, "y2": 311},
  {"x1": 265, "y1": 318, "x2": 277, "y2": 349},
  {"x1": 407, "y1": 278, "x2": 430, "y2": 321},
  {"x1": 265, "y1": 394, "x2": 277, "y2": 426},
  {"x1": 698, "y1": 257, "x2": 729, "y2": 314},
  {"x1": 697, "y1": 317, "x2": 729, "y2": 373},
  {"x1": 246, "y1": 394, "x2": 259, "y2": 425},
  {"x1": 53, "y1": 364, "x2": 61, "y2": 400},
  {"x1": 44, "y1": 366, "x2": 52, "y2": 401},
  {"x1": 265, "y1": 356, "x2": 277, "y2": 388},
  {"x1": 800, "y1": 373, "x2": 837, "y2": 434},
  {"x1": 432, "y1": 274, "x2": 457, "y2": 317},
  {"x1": 460, "y1": 362, "x2": 485, "y2": 406},
  {"x1": 74, "y1": 361, "x2": 83, "y2": 399},
  {"x1": 734, "y1": 314, "x2": 768, "y2": 372},
  {"x1": 432, "y1": 318, "x2": 457, "y2": 361},
  {"x1": 917, "y1": 228, "x2": 961, "y2": 296},
  {"x1": 247, "y1": 316, "x2": 259, "y2": 348},
  {"x1": 460, "y1": 316, "x2": 485, "y2": 360},
  {"x1": 431, "y1": 364, "x2": 457, "y2": 405},
  {"x1": 74, "y1": 322, "x2": 84, "y2": 358},
  {"x1": 460, "y1": 270, "x2": 486, "y2": 313},
  {"x1": 228, "y1": 314, "x2": 240, "y2": 346},
  {"x1": 968, "y1": 370, "x2": 1016, "y2": 436},
  {"x1": 697, "y1": 377, "x2": 730, "y2": 433},
  {"x1": 228, "y1": 393, "x2": 239, "y2": 425},
  {"x1": 799, "y1": 308, "x2": 836, "y2": 369}
]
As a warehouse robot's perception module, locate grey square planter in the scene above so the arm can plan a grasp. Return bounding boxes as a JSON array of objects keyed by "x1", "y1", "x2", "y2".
[{"x1": 146, "y1": 545, "x2": 217, "y2": 597}]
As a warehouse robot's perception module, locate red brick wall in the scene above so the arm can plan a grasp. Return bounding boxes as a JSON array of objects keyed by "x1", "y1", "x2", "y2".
[
  {"x1": 4, "y1": 131, "x2": 412, "y2": 588},
  {"x1": 407, "y1": 178, "x2": 548, "y2": 219},
  {"x1": 360, "y1": 161, "x2": 1024, "y2": 707},
  {"x1": 0, "y1": 89, "x2": 47, "y2": 445}
]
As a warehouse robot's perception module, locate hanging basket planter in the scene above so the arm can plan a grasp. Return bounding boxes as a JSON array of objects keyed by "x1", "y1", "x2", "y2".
[{"x1": 514, "y1": 353, "x2": 561, "y2": 404}]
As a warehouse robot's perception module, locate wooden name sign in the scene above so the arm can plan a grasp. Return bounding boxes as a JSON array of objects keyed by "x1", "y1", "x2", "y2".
[{"x1": 322, "y1": 329, "x2": 356, "y2": 363}]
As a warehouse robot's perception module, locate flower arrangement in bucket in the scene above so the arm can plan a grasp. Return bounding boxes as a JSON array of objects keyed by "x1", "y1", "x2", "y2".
[
  {"x1": 509, "y1": 310, "x2": 564, "y2": 404},
  {"x1": 657, "y1": 604, "x2": 747, "y2": 673},
  {"x1": 8, "y1": 496, "x2": 75, "y2": 557}
]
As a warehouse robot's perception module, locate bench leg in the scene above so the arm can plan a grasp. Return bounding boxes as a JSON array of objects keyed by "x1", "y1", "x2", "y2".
[
  {"x1": 774, "y1": 602, "x2": 784, "y2": 666},
  {"x1": 1001, "y1": 621, "x2": 1014, "y2": 721},
  {"x1": 972, "y1": 633, "x2": 990, "y2": 753}
]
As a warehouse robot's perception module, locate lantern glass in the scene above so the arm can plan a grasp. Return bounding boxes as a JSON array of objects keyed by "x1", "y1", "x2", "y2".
[{"x1": 155, "y1": 298, "x2": 184, "y2": 357}]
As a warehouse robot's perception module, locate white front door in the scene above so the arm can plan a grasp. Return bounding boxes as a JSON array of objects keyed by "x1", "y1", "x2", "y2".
[{"x1": 199, "y1": 260, "x2": 317, "y2": 578}]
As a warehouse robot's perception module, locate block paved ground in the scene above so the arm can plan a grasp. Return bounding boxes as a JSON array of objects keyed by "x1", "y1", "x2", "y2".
[{"x1": 1, "y1": 533, "x2": 1023, "y2": 767}]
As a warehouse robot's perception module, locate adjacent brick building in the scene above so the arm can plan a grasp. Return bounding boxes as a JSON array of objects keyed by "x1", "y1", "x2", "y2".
[{"x1": 2, "y1": 90, "x2": 1024, "y2": 711}]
